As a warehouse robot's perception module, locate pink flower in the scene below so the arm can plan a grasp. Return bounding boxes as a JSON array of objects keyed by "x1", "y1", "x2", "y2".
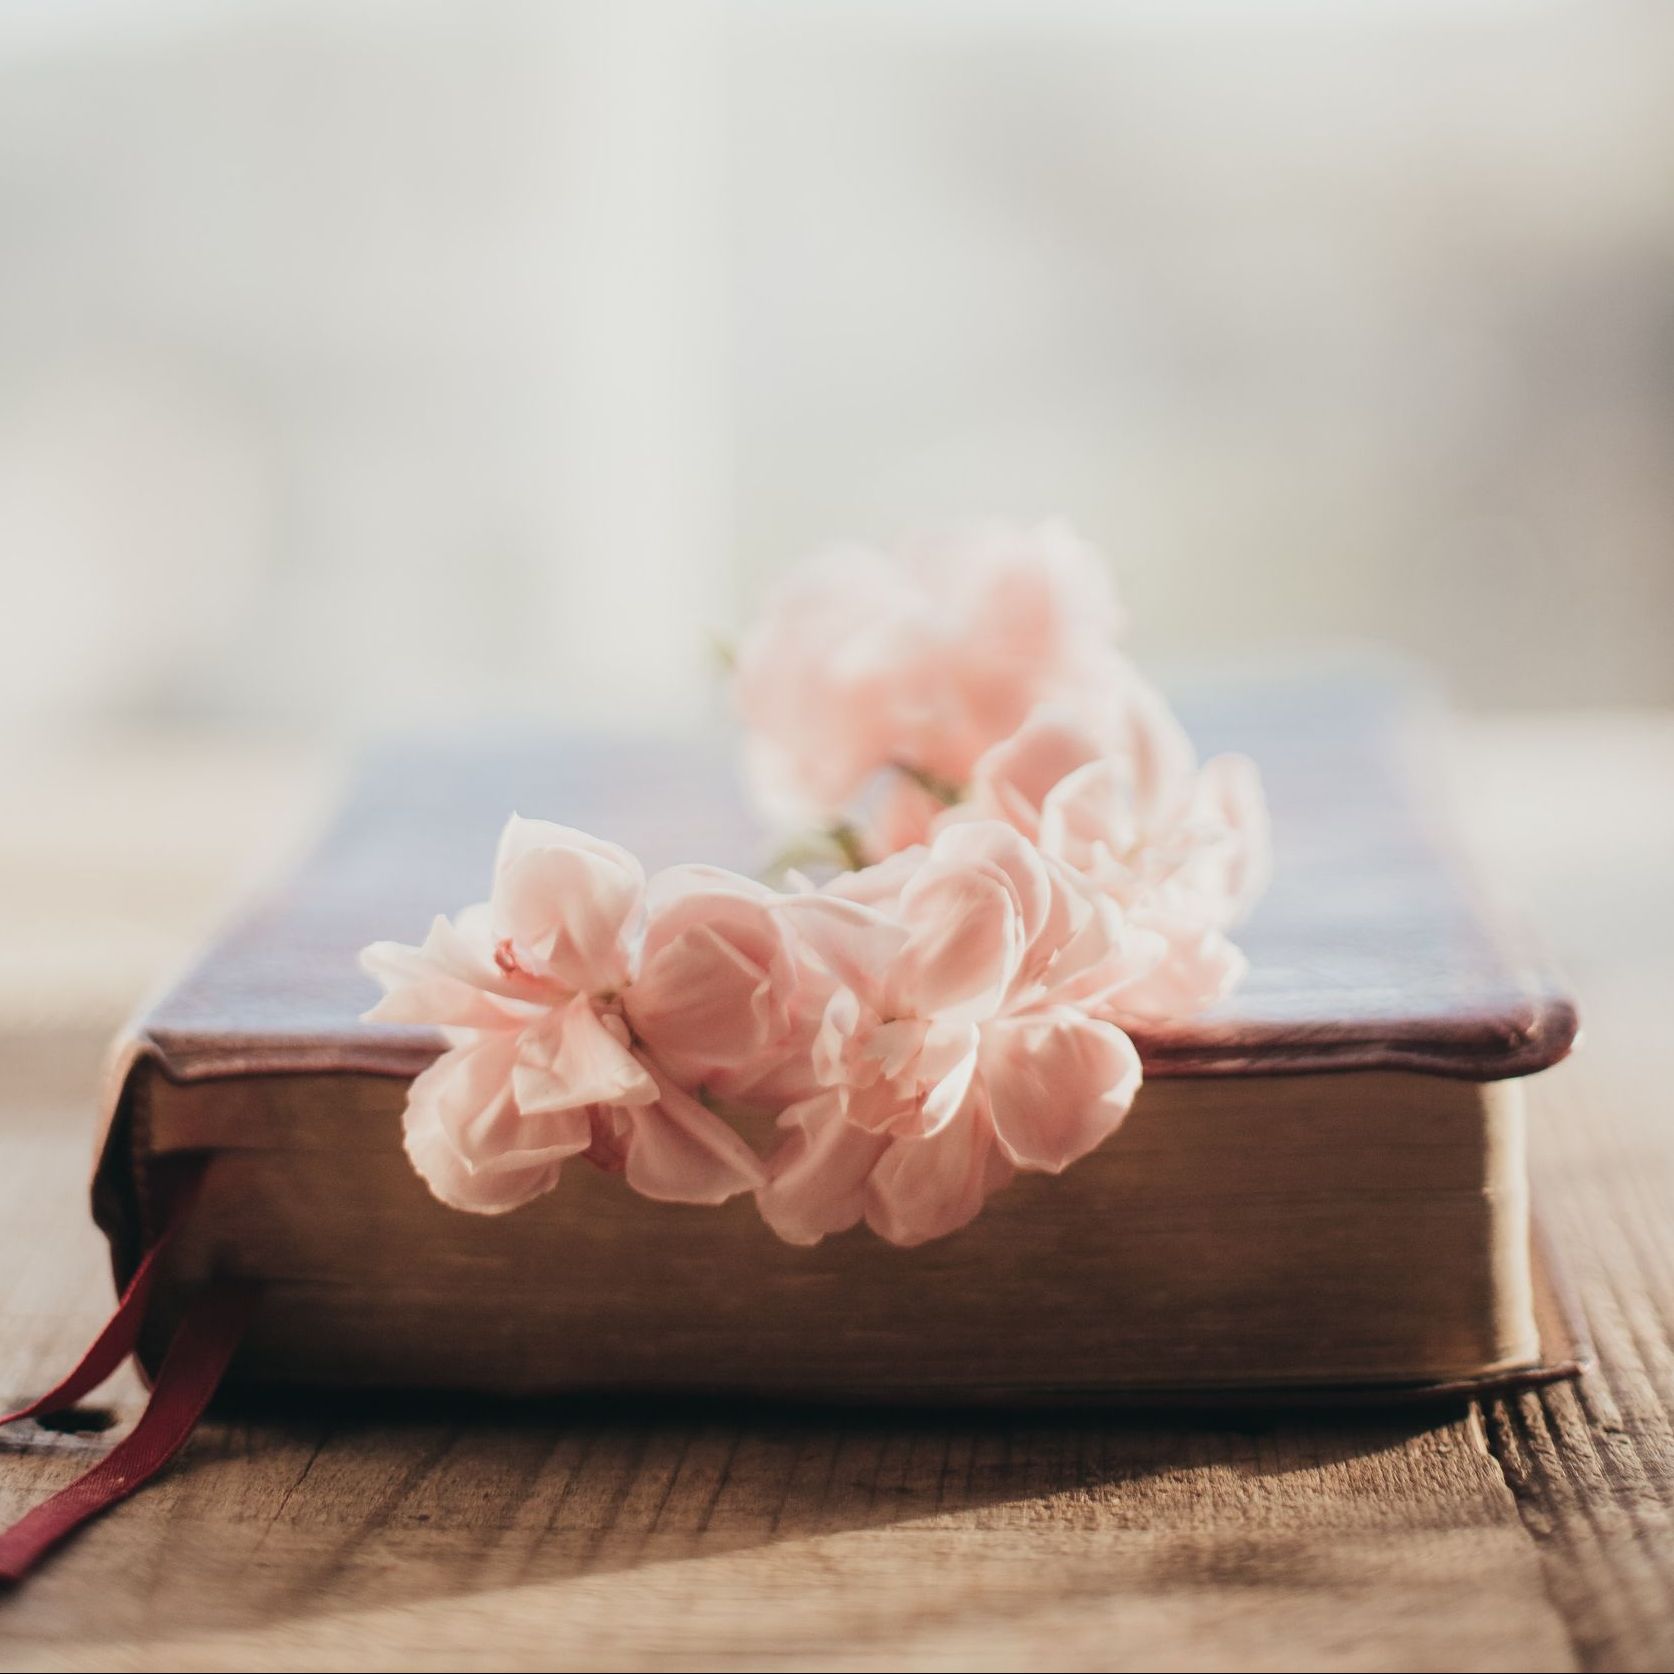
[
  {"x1": 623, "y1": 864, "x2": 829, "y2": 1111},
  {"x1": 363, "y1": 508, "x2": 1278, "y2": 1249},
  {"x1": 944, "y1": 685, "x2": 1272, "y2": 1021},
  {"x1": 734, "y1": 520, "x2": 1129, "y2": 826},
  {"x1": 859, "y1": 771, "x2": 948, "y2": 858},
  {"x1": 756, "y1": 821, "x2": 1149, "y2": 1247},
  {"x1": 733, "y1": 543, "x2": 936, "y2": 826},
  {"x1": 910, "y1": 519, "x2": 1127, "y2": 777},
  {"x1": 361, "y1": 817, "x2": 763, "y2": 1214}
]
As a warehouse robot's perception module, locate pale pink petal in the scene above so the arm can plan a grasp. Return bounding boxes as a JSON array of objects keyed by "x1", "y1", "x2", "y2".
[
  {"x1": 961, "y1": 709, "x2": 1102, "y2": 839},
  {"x1": 621, "y1": 1066, "x2": 767, "y2": 1205},
  {"x1": 437, "y1": 1042, "x2": 594, "y2": 1172},
  {"x1": 361, "y1": 913, "x2": 549, "y2": 1031},
  {"x1": 835, "y1": 1075, "x2": 924, "y2": 1137},
  {"x1": 1020, "y1": 850, "x2": 1111, "y2": 993},
  {"x1": 755, "y1": 1092, "x2": 890, "y2": 1246},
  {"x1": 491, "y1": 816, "x2": 645, "y2": 992},
  {"x1": 405, "y1": 1120, "x2": 565, "y2": 1215},
  {"x1": 917, "y1": 1031, "x2": 982, "y2": 1136},
  {"x1": 1058, "y1": 668, "x2": 1199, "y2": 810},
  {"x1": 629, "y1": 921, "x2": 786, "y2": 1077},
  {"x1": 713, "y1": 1037, "x2": 829, "y2": 1112},
  {"x1": 1108, "y1": 674, "x2": 1200, "y2": 813},
  {"x1": 1040, "y1": 910, "x2": 1168, "y2": 1016},
  {"x1": 821, "y1": 844, "x2": 926, "y2": 910},
  {"x1": 810, "y1": 984, "x2": 865, "y2": 1088},
  {"x1": 861, "y1": 772, "x2": 946, "y2": 858},
  {"x1": 512, "y1": 996, "x2": 657, "y2": 1114},
  {"x1": 733, "y1": 543, "x2": 936, "y2": 821},
  {"x1": 908, "y1": 521, "x2": 1128, "y2": 768},
  {"x1": 943, "y1": 518, "x2": 1125, "y2": 664},
  {"x1": 626, "y1": 871, "x2": 802, "y2": 1084},
  {"x1": 644, "y1": 862, "x2": 778, "y2": 912},
  {"x1": 1106, "y1": 909, "x2": 1249, "y2": 1022},
  {"x1": 812, "y1": 995, "x2": 923, "y2": 1135},
  {"x1": 734, "y1": 524, "x2": 1137, "y2": 825},
  {"x1": 401, "y1": 1037, "x2": 581, "y2": 1214},
  {"x1": 773, "y1": 893, "x2": 908, "y2": 1011},
  {"x1": 1190, "y1": 752, "x2": 1272, "y2": 925},
  {"x1": 979, "y1": 1008, "x2": 1141, "y2": 1173},
  {"x1": 894, "y1": 859, "x2": 1020, "y2": 1023},
  {"x1": 1038, "y1": 756, "x2": 1142, "y2": 885},
  {"x1": 923, "y1": 820, "x2": 1055, "y2": 953},
  {"x1": 810, "y1": 996, "x2": 922, "y2": 1135},
  {"x1": 863, "y1": 1100, "x2": 1015, "y2": 1248},
  {"x1": 1019, "y1": 854, "x2": 1164, "y2": 1011}
]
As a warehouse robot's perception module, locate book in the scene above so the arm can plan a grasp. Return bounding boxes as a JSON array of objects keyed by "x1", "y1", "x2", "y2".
[{"x1": 94, "y1": 674, "x2": 1583, "y2": 1404}]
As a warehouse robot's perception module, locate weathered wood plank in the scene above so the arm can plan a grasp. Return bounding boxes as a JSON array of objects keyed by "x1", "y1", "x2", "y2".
[
  {"x1": 6, "y1": 715, "x2": 1674, "y2": 1670},
  {"x1": 1457, "y1": 717, "x2": 1674, "y2": 1674},
  {"x1": 1483, "y1": 1018, "x2": 1674, "y2": 1672}
]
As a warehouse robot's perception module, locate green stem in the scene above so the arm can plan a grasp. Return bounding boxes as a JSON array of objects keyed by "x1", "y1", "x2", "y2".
[
  {"x1": 893, "y1": 762, "x2": 964, "y2": 807},
  {"x1": 829, "y1": 821, "x2": 870, "y2": 871}
]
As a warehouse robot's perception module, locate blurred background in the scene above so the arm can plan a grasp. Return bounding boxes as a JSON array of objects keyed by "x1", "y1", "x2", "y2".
[{"x1": 2, "y1": 0, "x2": 1672, "y2": 1028}]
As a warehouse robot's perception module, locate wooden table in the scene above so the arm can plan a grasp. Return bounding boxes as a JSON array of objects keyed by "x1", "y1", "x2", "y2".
[{"x1": 2, "y1": 717, "x2": 1671, "y2": 1672}]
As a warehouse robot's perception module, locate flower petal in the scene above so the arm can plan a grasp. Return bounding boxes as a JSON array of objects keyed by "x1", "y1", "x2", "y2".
[
  {"x1": 491, "y1": 815, "x2": 646, "y2": 992},
  {"x1": 925, "y1": 819, "x2": 1055, "y2": 952},
  {"x1": 513, "y1": 996, "x2": 657, "y2": 1114},
  {"x1": 962, "y1": 708, "x2": 1103, "y2": 840},
  {"x1": 894, "y1": 855, "x2": 1020, "y2": 1023},
  {"x1": 626, "y1": 870, "x2": 801, "y2": 1082},
  {"x1": 733, "y1": 542, "x2": 937, "y2": 821},
  {"x1": 820, "y1": 844, "x2": 926, "y2": 910},
  {"x1": 863, "y1": 1099, "x2": 1015, "y2": 1248},
  {"x1": 773, "y1": 893, "x2": 908, "y2": 1011},
  {"x1": 630, "y1": 921, "x2": 782, "y2": 1071},
  {"x1": 1188, "y1": 752, "x2": 1273, "y2": 926},
  {"x1": 755, "y1": 1091, "x2": 890, "y2": 1246},
  {"x1": 1038, "y1": 756, "x2": 1141, "y2": 884},
  {"x1": 1105, "y1": 909, "x2": 1248, "y2": 1023},
  {"x1": 860, "y1": 772, "x2": 946, "y2": 859},
  {"x1": 979, "y1": 1007, "x2": 1141, "y2": 1174},
  {"x1": 405, "y1": 1121, "x2": 565, "y2": 1215},
  {"x1": 361, "y1": 912, "x2": 548, "y2": 1031},
  {"x1": 402, "y1": 1037, "x2": 580, "y2": 1214},
  {"x1": 917, "y1": 1025, "x2": 982, "y2": 1136},
  {"x1": 621, "y1": 1064, "x2": 767, "y2": 1205}
]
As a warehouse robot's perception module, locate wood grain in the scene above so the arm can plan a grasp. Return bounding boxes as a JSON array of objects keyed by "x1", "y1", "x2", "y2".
[
  {"x1": 1, "y1": 714, "x2": 1671, "y2": 1670},
  {"x1": 1452, "y1": 715, "x2": 1674, "y2": 1674}
]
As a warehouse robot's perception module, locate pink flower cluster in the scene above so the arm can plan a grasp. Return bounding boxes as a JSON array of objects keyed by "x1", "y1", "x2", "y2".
[{"x1": 363, "y1": 520, "x2": 1270, "y2": 1246}]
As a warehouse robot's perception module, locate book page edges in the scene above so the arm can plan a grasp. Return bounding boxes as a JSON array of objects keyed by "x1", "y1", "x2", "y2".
[{"x1": 100, "y1": 1064, "x2": 1588, "y2": 1402}]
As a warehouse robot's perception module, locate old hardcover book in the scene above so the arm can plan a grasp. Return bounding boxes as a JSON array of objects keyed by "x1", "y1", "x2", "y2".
[{"x1": 93, "y1": 676, "x2": 1583, "y2": 1405}]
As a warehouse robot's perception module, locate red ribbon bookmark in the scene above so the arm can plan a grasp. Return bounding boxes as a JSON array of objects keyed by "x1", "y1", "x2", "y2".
[
  {"x1": 0, "y1": 1161, "x2": 256, "y2": 1584},
  {"x1": 0, "y1": 1164, "x2": 206, "y2": 1433}
]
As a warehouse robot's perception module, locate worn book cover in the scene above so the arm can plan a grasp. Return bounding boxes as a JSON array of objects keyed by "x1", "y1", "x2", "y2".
[{"x1": 93, "y1": 675, "x2": 1583, "y2": 1405}]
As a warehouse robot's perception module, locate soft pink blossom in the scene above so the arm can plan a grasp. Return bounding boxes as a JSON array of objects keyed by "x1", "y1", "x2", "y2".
[
  {"x1": 623, "y1": 864, "x2": 829, "y2": 1111},
  {"x1": 942, "y1": 687, "x2": 1272, "y2": 1021},
  {"x1": 733, "y1": 520, "x2": 1130, "y2": 826},
  {"x1": 361, "y1": 817, "x2": 763, "y2": 1214},
  {"x1": 860, "y1": 771, "x2": 948, "y2": 858},
  {"x1": 756, "y1": 821, "x2": 1149, "y2": 1247},
  {"x1": 732, "y1": 544, "x2": 936, "y2": 826},
  {"x1": 365, "y1": 514, "x2": 1276, "y2": 1247},
  {"x1": 908, "y1": 519, "x2": 1127, "y2": 778}
]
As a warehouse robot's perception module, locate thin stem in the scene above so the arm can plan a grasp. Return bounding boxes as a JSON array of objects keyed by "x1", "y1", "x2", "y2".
[
  {"x1": 829, "y1": 821, "x2": 870, "y2": 871},
  {"x1": 892, "y1": 762, "x2": 963, "y2": 807}
]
